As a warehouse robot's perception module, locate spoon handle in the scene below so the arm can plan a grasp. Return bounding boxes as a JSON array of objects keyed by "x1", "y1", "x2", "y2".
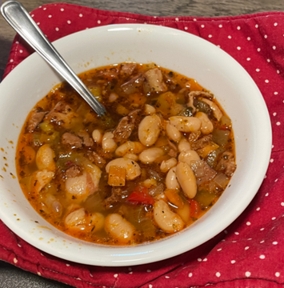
[{"x1": 1, "y1": 0, "x2": 106, "y2": 116}]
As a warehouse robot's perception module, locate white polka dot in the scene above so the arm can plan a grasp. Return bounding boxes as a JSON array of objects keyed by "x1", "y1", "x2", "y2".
[
  {"x1": 246, "y1": 221, "x2": 251, "y2": 226},
  {"x1": 247, "y1": 37, "x2": 251, "y2": 41},
  {"x1": 274, "y1": 91, "x2": 279, "y2": 95},
  {"x1": 255, "y1": 24, "x2": 259, "y2": 28},
  {"x1": 275, "y1": 272, "x2": 280, "y2": 277},
  {"x1": 247, "y1": 57, "x2": 251, "y2": 61},
  {"x1": 197, "y1": 258, "x2": 202, "y2": 262},
  {"x1": 265, "y1": 192, "x2": 269, "y2": 197},
  {"x1": 97, "y1": 20, "x2": 101, "y2": 24},
  {"x1": 13, "y1": 257, "x2": 18, "y2": 264},
  {"x1": 67, "y1": 20, "x2": 71, "y2": 24},
  {"x1": 149, "y1": 285, "x2": 153, "y2": 288},
  {"x1": 114, "y1": 274, "x2": 118, "y2": 278},
  {"x1": 184, "y1": 27, "x2": 188, "y2": 30},
  {"x1": 237, "y1": 46, "x2": 241, "y2": 50},
  {"x1": 231, "y1": 260, "x2": 236, "y2": 264},
  {"x1": 260, "y1": 227, "x2": 265, "y2": 231},
  {"x1": 217, "y1": 247, "x2": 222, "y2": 251},
  {"x1": 273, "y1": 241, "x2": 278, "y2": 245},
  {"x1": 216, "y1": 272, "x2": 221, "y2": 277},
  {"x1": 267, "y1": 59, "x2": 271, "y2": 63},
  {"x1": 203, "y1": 258, "x2": 208, "y2": 262},
  {"x1": 228, "y1": 35, "x2": 232, "y2": 39},
  {"x1": 245, "y1": 271, "x2": 251, "y2": 277},
  {"x1": 60, "y1": 8, "x2": 64, "y2": 11},
  {"x1": 264, "y1": 35, "x2": 268, "y2": 39},
  {"x1": 257, "y1": 48, "x2": 261, "y2": 52},
  {"x1": 79, "y1": 13, "x2": 83, "y2": 17},
  {"x1": 208, "y1": 34, "x2": 213, "y2": 38},
  {"x1": 165, "y1": 275, "x2": 170, "y2": 279},
  {"x1": 265, "y1": 79, "x2": 269, "y2": 83},
  {"x1": 260, "y1": 240, "x2": 265, "y2": 244},
  {"x1": 147, "y1": 269, "x2": 151, "y2": 272},
  {"x1": 55, "y1": 27, "x2": 59, "y2": 31},
  {"x1": 17, "y1": 243, "x2": 22, "y2": 247},
  {"x1": 270, "y1": 158, "x2": 274, "y2": 163},
  {"x1": 219, "y1": 24, "x2": 223, "y2": 28},
  {"x1": 66, "y1": 263, "x2": 70, "y2": 267},
  {"x1": 48, "y1": 15, "x2": 52, "y2": 18},
  {"x1": 175, "y1": 17, "x2": 179, "y2": 21},
  {"x1": 201, "y1": 24, "x2": 205, "y2": 28},
  {"x1": 244, "y1": 246, "x2": 249, "y2": 250},
  {"x1": 274, "y1": 23, "x2": 278, "y2": 27},
  {"x1": 259, "y1": 254, "x2": 265, "y2": 259},
  {"x1": 237, "y1": 26, "x2": 241, "y2": 30},
  {"x1": 37, "y1": 271, "x2": 41, "y2": 276},
  {"x1": 276, "y1": 122, "x2": 281, "y2": 126},
  {"x1": 10, "y1": 59, "x2": 14, "y2": 63},
  {"x1": 256, "y1": 207, "x2": 261, "y2": 211},
  {"x1": 234, "y1": 231, "x2": 239, "y2": 235},
  {"x1": 256, "y1": 68, "x2": 260, "y2": 72},
  {"x1": 188, "y1": 272, "x2": 193, "y2": 277},
  {"x1": 272, "y1": 46, "x2": 276, "y2": 50}
]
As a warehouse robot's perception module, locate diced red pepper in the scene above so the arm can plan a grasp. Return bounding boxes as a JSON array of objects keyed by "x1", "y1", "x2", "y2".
[
  {"x1": 189, "y1": 199, "x2": 201, "y2": 218},
  {"x1": 127, "y1": 186, "x2": 154, "y2": 205}
]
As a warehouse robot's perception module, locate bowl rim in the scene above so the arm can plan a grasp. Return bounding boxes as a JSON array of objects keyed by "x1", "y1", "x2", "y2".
[{"x1": 0, "y1": 23, "x2": 272, "y2": 266}]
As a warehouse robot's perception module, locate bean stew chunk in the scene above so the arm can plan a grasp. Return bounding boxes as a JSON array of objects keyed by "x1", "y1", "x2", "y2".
[{"x1": 16, "y1": 63, "x2": 236, "y2": 245}]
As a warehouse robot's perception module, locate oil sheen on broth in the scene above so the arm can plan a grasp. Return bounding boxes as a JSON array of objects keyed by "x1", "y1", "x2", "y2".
[{"x1": 16, "y1": 63, "x2": 236, "y2": 245}]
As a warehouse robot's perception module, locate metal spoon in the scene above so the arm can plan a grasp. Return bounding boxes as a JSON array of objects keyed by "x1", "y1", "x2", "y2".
[{"x1": 1, "y1": 0, "x2": 106, "y2": 117}]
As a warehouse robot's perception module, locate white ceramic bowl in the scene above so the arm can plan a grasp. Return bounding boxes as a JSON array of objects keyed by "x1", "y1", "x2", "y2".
[{"x1": 0, "y1": 24, "x2": 271, "y2": 266}]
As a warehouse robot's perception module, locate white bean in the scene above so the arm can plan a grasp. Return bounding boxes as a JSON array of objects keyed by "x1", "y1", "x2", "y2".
[
  {"x1": 138, "y1": 114, "x2": 161, "y2": 146},
  {"x1": 139, "y1": 147, "x2": 164, "y2": 164},
  {"x1": 178, "y1": 138, "x2": 191, "y2": 153},
  {"x1": 144, "y1": 104, "x2": 156, "y2": 115},
  {"x1": 35, "y1": 144, "x2": 56, "y2": 171},
  {"x1": 153, "y1": 199, "x2": 184, "y2": 233},
  {"x1": 195, "y1": 111, "x2": 214, "y2": 134},
  {"x1": 166, "y1": 122, "x2": 182, "y2": 143},
  {"x1": 105, "y1": 157, "x2": 141, "y2": 180},
  {"x1": 178, "y1": 150, "x2": 200, "y2": 165},
  {"x1": 31, "y1": 170, "x2": 54, "y2": 194},
  {"x1": 123, "y1": 153, "x2": 139, "y2": 161},
  {"x1": 160, "y1": 158, "x2": 177, "y2": 173},
  {"x1": 102, "y1": 131, "x2": 117, "y2": 152},
  {"x1": 115, "y1": 141, "x2": 145, "y2": 157},
  {"x1": 176, "y1": 162, "x2": 197, "y2": 199},
  {"x1": 104, "y1": 213, "x2": 135, "y2": 244},
  {"x1": 64, "y1": 208, "x2": 86, "y2": 229},
  {"x1": 169, "y1": 116, "x2": 201, "y2": 132},
  {"x1": 92, "y1": 129, "x2": 103, "y2": 144},
  {"x1": 165, "y1": 167, "x2": 180, "y2": 190}
]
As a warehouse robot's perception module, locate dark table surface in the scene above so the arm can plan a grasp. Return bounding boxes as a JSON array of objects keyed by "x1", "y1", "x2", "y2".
[{"x1": 0, "y1": 0, "x2": 284, "y2": 287}]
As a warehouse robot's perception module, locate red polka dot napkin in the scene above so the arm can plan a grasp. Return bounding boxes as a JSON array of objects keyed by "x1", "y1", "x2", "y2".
[{"x1": 1, "y1": 3, "x2": 284, "y2": 288}]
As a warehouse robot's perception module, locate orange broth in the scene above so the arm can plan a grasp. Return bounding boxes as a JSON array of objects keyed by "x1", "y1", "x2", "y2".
[{"x1": 16, "y1": 63, "x2": 236, "y2": 245}]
